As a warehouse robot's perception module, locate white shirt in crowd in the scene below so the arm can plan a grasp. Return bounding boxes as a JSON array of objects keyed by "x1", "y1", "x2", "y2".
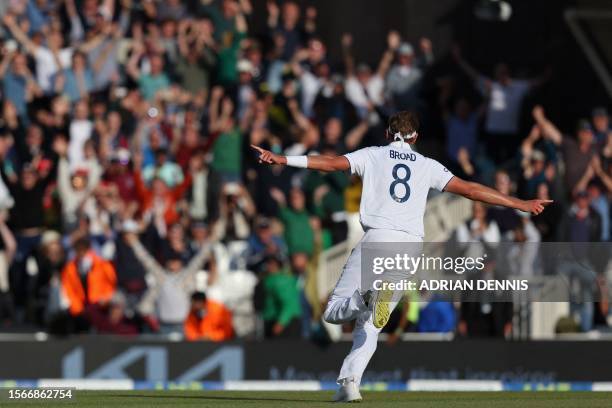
[
  {"x1": 299, "y1": 70, "x2": 323, "y2": 118},
  {"x1": 68, "y1": 119, "x2": 93, "y2": 167},
  {"x1": 34, "y1": 47, "x2": 73, "y2": 92},
  {"x1": 480, "y1": 77, "x2": 530, "y2": 135},
  {"x1": 345, "y1": 75, "x2": 385, "y2": 113},
  {"x1": 344, "y1": 140, "x2": 454, "y2": 238}
]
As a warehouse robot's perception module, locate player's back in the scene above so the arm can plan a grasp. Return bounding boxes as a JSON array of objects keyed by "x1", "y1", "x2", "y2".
[{"x1": 344, "y1": 141, "x2": 453, "y2": 238}]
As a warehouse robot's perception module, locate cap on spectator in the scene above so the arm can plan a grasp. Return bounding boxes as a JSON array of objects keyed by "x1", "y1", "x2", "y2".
[
  {"x1": 255, "y1": 216, "x2": 271, "y2": 229},
  {"x1": 121, "y1": 219, "x2": 139, "y2": 233},
  {"x1": 531, "y1": 150, "x2": 545, "y2": 162},
  {"x1": 41, "y1": 230, "x2": 61, "y2": 247},
  {"x1": 592, "y1": 107, "x2": 608, "y2": 118},
  {"x1": 237, "y1": 59, "x2": 255, "y2": 75},
  {"x1": 398, "y1": 42, "x2": 415, "y2": 56},
  {"x1": 576, "y1": 119, "x2": 593, "y2": 132}
]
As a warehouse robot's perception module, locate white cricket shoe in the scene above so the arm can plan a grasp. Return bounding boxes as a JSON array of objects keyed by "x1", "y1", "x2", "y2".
[{"x1": 333, "y1": 378, "x2": 362, "y2": 403}]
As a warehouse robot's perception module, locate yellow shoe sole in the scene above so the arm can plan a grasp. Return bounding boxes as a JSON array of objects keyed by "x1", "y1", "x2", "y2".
[{"x1": 372, "y1": 288, "x2": 394, "y2": 329}]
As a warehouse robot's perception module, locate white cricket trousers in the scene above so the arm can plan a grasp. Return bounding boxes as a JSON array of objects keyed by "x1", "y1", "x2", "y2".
[{"x1": 322, "y1": 228, "x2": 422, "y2": 385}]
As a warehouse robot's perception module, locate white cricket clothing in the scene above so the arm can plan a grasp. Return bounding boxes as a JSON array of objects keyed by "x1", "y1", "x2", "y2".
[
  {"x1": 343, "y1": 141, "x2": 454, "y2": 238},
  {"x1": 324, "y1": 229, "x2": 422, "y2": 385},
  {"x1": 325, "y1": 141, "x2": 453, "y2": 387}
]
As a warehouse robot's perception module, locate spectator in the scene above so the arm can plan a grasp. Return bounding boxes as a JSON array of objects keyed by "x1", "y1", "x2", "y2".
[
  {"x1": 142, "y1": 148, "x2": 184, "y2": 188},
  {"x1": 126, "y1": 232, "x2": 212, "y2": 334},
  {"x1": 0, "y1": 51, "x2": 40, "y2": 117},
  {"x1": 386, "y1": 37, "x2": 434, "y2": 112},
  {"x1": 592, "y1": 107, "x2": 611, "y2": 145},
  {"x1": 2, "y1": 13, "x2": 73, "y2": 93},
  {"x1": 533, "y1": 106, "x2": 598, "y2": 194},
  {"x1": 176, "y1": 19, "x2": 216, "y2": 97},
  {"x1": 270, "y1": 187, "x2": 314, "y2": 256},
  {"x1": 247, "y1": 216, "x2": 286, "y2": 273},
  {"x1": 417, "y1": 298, "x2": 456, "y2": 333},
  {"x1": 260, "y1": 254, "x2": 301, "y2": 338},
  {"x1": 208, "y1": 87, "x2": 243, "y2": 181},
  {"x1": 132, "y1": 154, "x2": 193, "y2": 227},
  {"x1": 454, "y1": 48, "x2": 548, "y2": 164},
  {"x1": 127, "y1": 51, "x2": 170, "y2": 102},
  {"x1": 214, "y1": 183, "x2": 256, "y2": 242},
  {"x1": 487, "y1": 170, "x2": 521, "y2": 236},
  {"x1": 341, "y1": 33, "x2": 389, "y2": 117},
  {"x1": 60, "y1": 238, "x2": 116, "y2": 321},
  {"x1": 444, "y1": 98, "x2": 484, "y2": 181},
  {"x1": 54, "y1": 51, "x2": 94, "y2": 103},
  {"x1": 184, "y1": 291, "x2": 233, "y2": 341},
  {"x1": 559, "y1": 190, "x2": 602, "y2": 243}
]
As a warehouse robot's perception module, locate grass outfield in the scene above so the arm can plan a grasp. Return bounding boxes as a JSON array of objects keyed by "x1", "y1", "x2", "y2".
[{"x1": 6, "y1": 391, "x2": 612, "y2": 407}]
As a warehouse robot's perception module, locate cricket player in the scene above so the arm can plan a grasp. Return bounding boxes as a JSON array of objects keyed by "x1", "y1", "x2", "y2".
[{"x1": 251, "y1": 111, "x2": 552, "y2": 402}]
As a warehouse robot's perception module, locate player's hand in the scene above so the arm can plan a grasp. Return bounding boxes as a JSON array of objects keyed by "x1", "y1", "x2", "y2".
[
  {"x1": 251, "y1": 145, "x2": 285, "y2": 165},
  {"x1": 522, "y1": 199, "x2": 553, "y2": 215}
]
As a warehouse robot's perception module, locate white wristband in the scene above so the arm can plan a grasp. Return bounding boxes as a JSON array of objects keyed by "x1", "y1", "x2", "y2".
[{"x1": 286, "y1": 155, "x2": 308, "y2": 168}]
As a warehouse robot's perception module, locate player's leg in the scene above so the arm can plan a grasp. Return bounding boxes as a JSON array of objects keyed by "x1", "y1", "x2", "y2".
[
  {"x1": 322, "y1": 236, "x2": 369, "y2": 324},
  {"x1": 336, "y1": 297, "x2": 399, "y2": 388}
]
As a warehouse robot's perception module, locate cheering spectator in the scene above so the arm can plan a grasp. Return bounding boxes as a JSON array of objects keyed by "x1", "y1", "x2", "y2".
[
  {"x1": 126, "y1": 232, "x2": 212, "y2": 334},
  {"x1": 532, "y1": 106, "x2": 598, "y2": 194},
  {"x1": 0, "y1": 51, "x2": 40, "y2": 117},
  {"x1": 454, "y1": 48, "x2": 548, "y2": 164},
  {"x1": 386, "y1": 36, "x2": 434, "y2": 112}
]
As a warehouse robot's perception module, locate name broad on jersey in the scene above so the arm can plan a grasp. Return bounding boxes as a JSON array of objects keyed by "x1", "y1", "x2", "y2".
[{"x1": 389, "y1": 149, "x2": 416, "y2": 161}]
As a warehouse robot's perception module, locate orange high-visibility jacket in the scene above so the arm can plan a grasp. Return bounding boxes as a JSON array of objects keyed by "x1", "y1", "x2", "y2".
[
  {"x1": 61, "y1": 251, "x2": 117, "y2": 316},
  {"x1": 184, "y1": 300, "x2": 234, "y2": 342}
]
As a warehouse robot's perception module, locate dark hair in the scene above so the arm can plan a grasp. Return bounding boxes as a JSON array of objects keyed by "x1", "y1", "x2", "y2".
[
  {"x1": 74, "y1": 237, "x2": 91, "y2": 251},
  {"x1": 191, "y1": 291, "x2": 207, "y2": 302},
  {"x1": 388, "y1": 111, "x2": 420, "y2": 136}
]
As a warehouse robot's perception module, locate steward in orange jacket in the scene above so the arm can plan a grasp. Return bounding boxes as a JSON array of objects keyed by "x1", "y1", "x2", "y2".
[
  {"x1": 61, "y1": 238, "x2": 117, "y2": 316},
  {"x1": 184, "y1": 292, "x2": 233, "y2": 341}
]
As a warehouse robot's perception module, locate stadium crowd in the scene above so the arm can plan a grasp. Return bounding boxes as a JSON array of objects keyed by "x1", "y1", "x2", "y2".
[{"x1": 0, "y1": 0, "x2": 610, "y2": 341}]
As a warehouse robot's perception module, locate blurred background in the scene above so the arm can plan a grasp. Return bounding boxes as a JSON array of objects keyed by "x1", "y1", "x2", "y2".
[{"x1": 0, "y1": 0, "x2": 611, "y2": 386}]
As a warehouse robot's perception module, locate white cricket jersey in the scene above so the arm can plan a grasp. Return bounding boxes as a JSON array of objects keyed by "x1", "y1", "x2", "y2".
[{"x1": 344, "y1": 141, "x2": 454, "y2": 238}]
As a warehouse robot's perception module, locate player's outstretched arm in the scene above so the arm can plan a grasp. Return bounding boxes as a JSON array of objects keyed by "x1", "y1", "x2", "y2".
[
  {"x1": 444, "y1": 176, "x2": 552, "y2": 215},
  {"x1": 251, "y1": 145, "x2": 350, "y2": 172}
]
